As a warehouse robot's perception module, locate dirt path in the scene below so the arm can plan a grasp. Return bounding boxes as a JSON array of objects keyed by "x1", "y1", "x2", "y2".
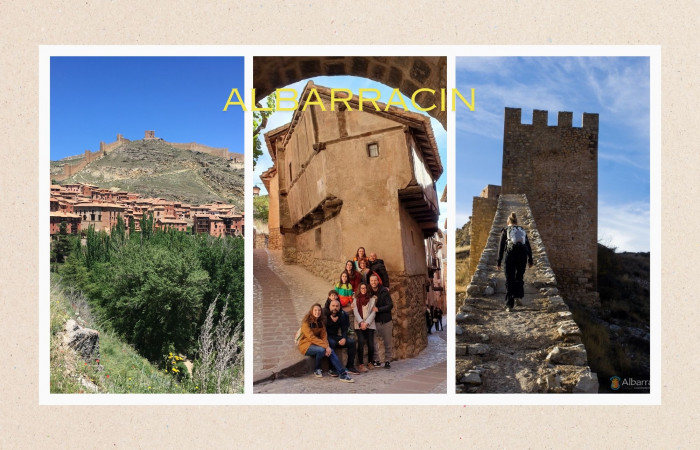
[{"x1": 455, "y1": 194, "x2": 598, "y2": 393}]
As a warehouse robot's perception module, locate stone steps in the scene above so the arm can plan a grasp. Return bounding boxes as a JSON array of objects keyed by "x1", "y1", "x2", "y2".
[{"x1": 456, "y1": 194, "x2": 598, "y2": 394}]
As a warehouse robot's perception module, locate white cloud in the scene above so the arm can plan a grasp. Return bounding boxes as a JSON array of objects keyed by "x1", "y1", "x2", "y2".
[{"x1": 599, "y1": 200, "x2": 650, "y2": 252}]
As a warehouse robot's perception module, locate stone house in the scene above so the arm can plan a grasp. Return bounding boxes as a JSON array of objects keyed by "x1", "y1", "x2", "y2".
[
  {"x1": 155, "y1": 218, "x2": 188, "y2": 232},
  {"x1": 261, "y1": 82, "x2": 443, "y2": 359},
  {"x1": 73, "y1": 202, "x2": 125, "y2": 233},
  {"x1": 50, "y1": 211, "x2": 81, "y2": 235}
]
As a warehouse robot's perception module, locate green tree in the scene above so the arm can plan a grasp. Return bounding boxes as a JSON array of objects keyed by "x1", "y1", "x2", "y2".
[
  {"x1": 97, "y1": 242, "x2": 209, "y2": 361},
  {"x1": 253, "y1": 93, "x2": 276, "y2": 169},
  {"x1": 253, "y1": 195, "x2": 269, "y2": 222},
  {"x1": 50, "y1": 221, "x2": 73, "y2": 265}
]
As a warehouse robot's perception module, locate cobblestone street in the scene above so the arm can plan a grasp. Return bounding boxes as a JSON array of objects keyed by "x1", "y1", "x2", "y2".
[{"x1": 254, "y1": 248, "x2": 447, "y2": 393}]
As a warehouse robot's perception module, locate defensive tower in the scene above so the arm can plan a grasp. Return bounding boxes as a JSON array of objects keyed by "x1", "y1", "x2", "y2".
[{"x1": 501, "y1": 107, "x2": 599, "y2": 306}]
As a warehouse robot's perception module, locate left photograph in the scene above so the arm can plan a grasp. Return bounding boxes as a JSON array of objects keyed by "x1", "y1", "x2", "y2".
[{"x1": 48, "y1": 56, "x2": 245, "y2": 394}]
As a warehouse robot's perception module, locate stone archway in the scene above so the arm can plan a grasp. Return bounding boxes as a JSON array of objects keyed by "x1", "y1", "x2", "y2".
[{"x1": 253, "y1": 56, "x2": 447, "y2": 128}]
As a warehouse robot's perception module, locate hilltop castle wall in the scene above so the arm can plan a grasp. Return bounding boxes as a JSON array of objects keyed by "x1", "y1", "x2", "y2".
[
  {"x1": 501, "y1": 108, "x2": 599, "y2": 306},
  {"x1": 53, "y1": 131, "x2": 232, "y2": 182},
  {"x1": 169, "y1": 142, "x2": 228, "y2": 159}
]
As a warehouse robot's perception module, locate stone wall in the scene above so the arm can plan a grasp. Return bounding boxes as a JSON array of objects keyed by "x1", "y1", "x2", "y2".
[
  {"x1": 53, "y1": 132, "x2": 232, "y2": 182},
  {"x1": 457, "y1": 194, "x2": 597, "y2": 393},
  {"x1": 501, "y1": 108, "x2": 599, "y2": 307},
  {"x1": 383, "y1": 273, "x2": 428, "y2": 360},
  {"x1": 54, "y1": 149, "x2": 106, "y2": 182},
  {"x1": 254, "y1": 56, "x2": 447, "y2": 128},
  {"x1": 253, "y1": 229, "x2": 268, "y2": 249},
  {"x1": 268, "y1": 227, "x2": 282, "y2": 250},
  {"x1": 169, "y1": 141, "x2": 228, "y2": 158},
  {"x1": 468, "y1": 196, "x2": 498, "y2": 282}
]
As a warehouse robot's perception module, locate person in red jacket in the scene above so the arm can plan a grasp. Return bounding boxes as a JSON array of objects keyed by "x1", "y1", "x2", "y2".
[{"x1": 345, "y1": 259, "x2": 362, "y2": 292}]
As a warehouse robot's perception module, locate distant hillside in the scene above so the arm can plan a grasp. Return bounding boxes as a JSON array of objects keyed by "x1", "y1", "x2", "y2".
[
  {"x1": 572, "y1": 244, "x2": 650, "y2": 392},
  {"x1": 55, "y1": 139, "x2": 244, "y2": 209},
  {"x1": 455, "y1": 220, "x2": 470, "y2": 248}
]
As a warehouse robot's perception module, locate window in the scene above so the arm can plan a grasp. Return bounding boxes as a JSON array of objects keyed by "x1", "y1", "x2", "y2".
[
  {"x1": 91, "y1": 214, "x2": 95, "y2": 221},
  {"x1": 367, "y1": 142, "x2": 379, "y2": 157}
]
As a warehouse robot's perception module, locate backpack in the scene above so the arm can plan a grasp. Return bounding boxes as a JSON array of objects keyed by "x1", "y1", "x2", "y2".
[
  {"x1": 506, "y1": 226, "x2": 526, "y2": 252},
  {"x1": 294, "y1": 327, "x2": 303, "y2": 346}
]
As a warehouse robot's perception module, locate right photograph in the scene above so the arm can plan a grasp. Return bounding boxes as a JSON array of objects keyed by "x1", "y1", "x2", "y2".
[{"x1": 455, "y1": 57, "x2": 651, "y2": 394}]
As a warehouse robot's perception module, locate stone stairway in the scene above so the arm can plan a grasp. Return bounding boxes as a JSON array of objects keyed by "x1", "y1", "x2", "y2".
[{"x1": 455, "y1": 194, "x2": 599, "y2": 393}]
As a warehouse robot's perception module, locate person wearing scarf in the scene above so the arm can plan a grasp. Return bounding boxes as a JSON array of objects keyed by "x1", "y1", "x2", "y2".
[{"x1": 352, "y1": 282, "x2": 377, "y2": 373}]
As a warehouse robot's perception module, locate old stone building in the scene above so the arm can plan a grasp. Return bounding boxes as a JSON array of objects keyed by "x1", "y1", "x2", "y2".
[
  {"x1": 261, "y1": 82, "x2": 443, "y2": 359},
  {"x1": 469, "y1": 107, "x2": 599, "y2": 307}
]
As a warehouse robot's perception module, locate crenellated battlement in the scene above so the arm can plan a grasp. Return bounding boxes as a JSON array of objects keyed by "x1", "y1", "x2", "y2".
[
  {"x1": 504, "y1": 107, "x2": 599, "y2": 131},
  {"x1": 53, "y1": 130, "x2": 232, "y2": 182},
  {"x1": 501, "y1": 107, "x2": 599, "y2": 306}
]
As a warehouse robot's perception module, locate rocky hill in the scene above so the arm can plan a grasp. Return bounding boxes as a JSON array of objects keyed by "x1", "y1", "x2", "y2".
[
  {"x1": 455, "y1": 220, "x2": 470, "y2": 248},
  {"x1": 54, "y1": 139, "x2": 244, "y2": 209}
]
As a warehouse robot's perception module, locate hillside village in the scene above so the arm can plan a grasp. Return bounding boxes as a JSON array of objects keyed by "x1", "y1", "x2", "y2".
[{"x1": 50, "y1": 182, "x2": 244, "y2": 237}]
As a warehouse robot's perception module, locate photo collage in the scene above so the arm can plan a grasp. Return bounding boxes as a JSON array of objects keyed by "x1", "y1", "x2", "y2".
[{"x1": 41, "y1": 48, "x2": 657, "y2": 404}]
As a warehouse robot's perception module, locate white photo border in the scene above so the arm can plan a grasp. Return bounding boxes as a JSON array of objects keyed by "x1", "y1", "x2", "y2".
[{"x1": 39, "y1": 45, "x2": 660, "y2": 406}]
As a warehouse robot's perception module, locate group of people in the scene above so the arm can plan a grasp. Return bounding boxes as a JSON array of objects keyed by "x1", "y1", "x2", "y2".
[
  {"x1": 296, "y1": 247, "x2": 393, "y2": 383},
  {"x1": 425, "y1": 305, "x2": 443, "y2": 333}
]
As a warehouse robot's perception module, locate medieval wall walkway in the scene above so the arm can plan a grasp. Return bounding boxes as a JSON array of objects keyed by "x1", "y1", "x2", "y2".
[
  {"x1": 455, "y1": 194, "x2": 599, "y2": 393},
  {"x1": 254, "y1": 248, "x2": 447, "y2": 393}
]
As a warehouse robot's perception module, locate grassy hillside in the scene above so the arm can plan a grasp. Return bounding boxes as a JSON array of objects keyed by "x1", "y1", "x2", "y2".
[
  {"x1": 58, "y1": 139, "x2": 244, "y2": 209},
  {"x1": 50, "y1": 277, "x2": 190, "y2": 394}
]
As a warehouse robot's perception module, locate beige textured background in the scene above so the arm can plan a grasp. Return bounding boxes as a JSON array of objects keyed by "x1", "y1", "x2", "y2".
[{"x1": 1, "y1": 1, "x2": 696, "y2": 447}]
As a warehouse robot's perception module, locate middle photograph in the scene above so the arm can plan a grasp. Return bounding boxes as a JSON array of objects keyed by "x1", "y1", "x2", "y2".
[{"x1": 252, "y1": 56, "x2": 447, "y2": 393}]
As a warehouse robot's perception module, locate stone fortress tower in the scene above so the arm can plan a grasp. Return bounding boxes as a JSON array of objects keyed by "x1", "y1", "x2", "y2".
[{"x1": 500, "y1": 107, "x2": 599, "y2": 306}]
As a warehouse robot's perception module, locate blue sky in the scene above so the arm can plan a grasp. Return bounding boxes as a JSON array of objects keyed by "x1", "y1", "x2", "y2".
[
  {"x1": 455, "y1": 57, "x2": 650, "y2": 252},
  {"x1": 254, "y1": 75, "x2": 448, "y2": 229},
  {"x1": 50, "y1": 56, "x2": 245, "y2": 161}
]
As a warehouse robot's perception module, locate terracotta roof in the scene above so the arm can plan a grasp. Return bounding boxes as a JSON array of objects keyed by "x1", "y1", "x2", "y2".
[{"x1": 50, "y1": 212, "x2": 81, "y2": 219}]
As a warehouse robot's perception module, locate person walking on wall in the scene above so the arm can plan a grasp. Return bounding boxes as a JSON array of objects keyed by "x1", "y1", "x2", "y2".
[{"x1": 497, "y1": 212, "x2": 534, "y2": 312}]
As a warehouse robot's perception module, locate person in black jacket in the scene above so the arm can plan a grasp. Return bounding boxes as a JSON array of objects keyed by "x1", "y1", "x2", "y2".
[
  {"x1": 368, "y1": 252, "x2": 390, "y2": 287},
  {"x1": 497, "y1": 212, "x2": 534, "y2": 312},
  {"x1": 368, "y1": 273, "x2": 393, "y2": 369},
  {"x1": 323, "y1": 294, "x2": 360, "y2": 375}
]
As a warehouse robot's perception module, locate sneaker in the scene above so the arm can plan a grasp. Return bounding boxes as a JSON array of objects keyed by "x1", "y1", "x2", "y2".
[
  {"x1": 339, "y1": 373, "x2": 354, "y2": 383},
  {"x1": 515, "y1": 298, "x2": 523, "y2": 306},
  {"x1": 358, "y1": 364, "x2": 368, "y2": 373},
  {"x1": 505, "y1": 307, "x2": 512, "y2": 312},
  {"x1": 313, "y1": 369, "x2": 323, "y2": 378},
  {"x1": 372, "y1": 360, "x2": 381, "y2": 368},
  {"x1": 328, "y1": 368, "x2": 339, "y2": 377},
  {"x1": 384, "y1": 361, "x2": 391, "y2": 369},
  {"x1": 346, "y1": 366, "x2": 361, "y2": 375}
]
